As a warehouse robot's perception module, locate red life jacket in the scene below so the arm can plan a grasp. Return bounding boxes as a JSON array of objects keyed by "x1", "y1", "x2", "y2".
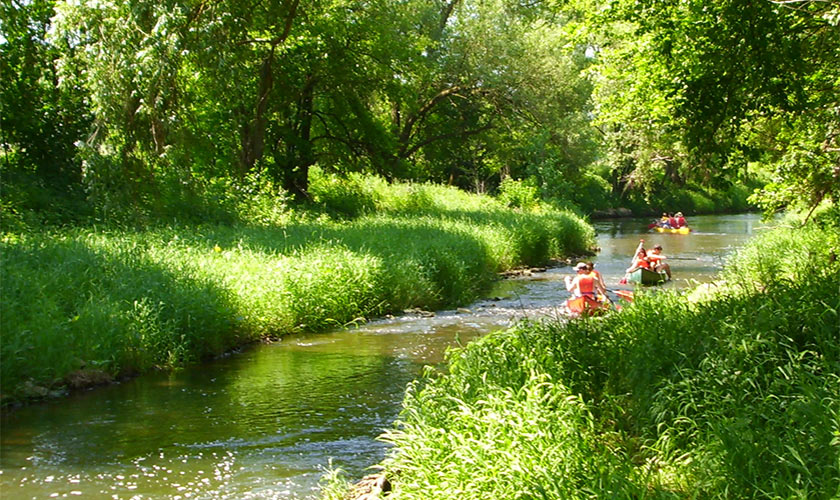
[{"x1": 676, "y1": 216, "x2": 686, "y2": 228}]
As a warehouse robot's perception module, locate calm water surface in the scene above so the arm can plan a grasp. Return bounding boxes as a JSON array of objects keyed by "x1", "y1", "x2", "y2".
[{"x1": 0, "y1": 214, "x2": 771, "y2": 499}]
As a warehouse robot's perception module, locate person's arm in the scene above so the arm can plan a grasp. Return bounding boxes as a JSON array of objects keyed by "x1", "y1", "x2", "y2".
[
  {"x1": 594, "y1": 277, "x2": 607, "y2": 297},
  {"x1": 597, "y1": 273, "x2": 608, "y2": 291},
  {"x1": 630, "y1": 240, "x2": 644, "y2": 265},
  {"x1": 565, "y1": 275, "x2": 577, "y2": 292}
]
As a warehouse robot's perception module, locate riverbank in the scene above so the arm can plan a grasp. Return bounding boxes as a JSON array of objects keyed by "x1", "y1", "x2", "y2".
[
  {"x1": 324, "y1": 208, "x2": 840, "y2": 499},
  {"x1": 0, "y1": 181, "x2": 596, "y2": 406}
]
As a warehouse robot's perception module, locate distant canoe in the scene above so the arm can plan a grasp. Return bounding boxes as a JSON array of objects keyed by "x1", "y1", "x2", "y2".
[
  {"x1": 654, "y1": 226, "x2": 691, "y2": 234},
  {"x1": 628, "y1": 267, "x2": 668, "y2": 285}
]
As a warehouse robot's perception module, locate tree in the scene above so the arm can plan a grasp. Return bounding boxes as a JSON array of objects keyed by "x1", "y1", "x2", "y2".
[
  {"x1": 588, "y1": 0, "x2": 840, "y2": 212},
  {"x1": 1, "y1": 0, "x2": 89, "y2": 188}
]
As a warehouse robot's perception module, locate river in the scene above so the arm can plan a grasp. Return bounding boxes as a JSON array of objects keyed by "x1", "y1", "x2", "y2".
[{"x1": 0, "y1": 213, "x2": 771, "y2": 499}]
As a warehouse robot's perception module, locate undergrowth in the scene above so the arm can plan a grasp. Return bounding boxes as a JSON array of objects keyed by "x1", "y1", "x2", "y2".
[{"x1": 330, "y1": 209, "x2": 840, "y2": 499}]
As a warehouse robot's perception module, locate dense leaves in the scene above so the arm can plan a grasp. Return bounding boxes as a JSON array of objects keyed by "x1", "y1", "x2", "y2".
[
  {"x1": 1, "y1": 0, "x2": 837, "y2": 220},
  {"x1": 590, "y1": 0, "x2": 840, "y2": 213}
]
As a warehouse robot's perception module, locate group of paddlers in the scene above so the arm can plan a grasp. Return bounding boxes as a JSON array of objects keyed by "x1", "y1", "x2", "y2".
[
  {"x1": 655, "y1": 212, "x2": 687, "y2": 229},
  {"x1": 563, "y1": 261, "x2": 612, "y2": 316},
  {"x1": 563, "y1": 238, "x2": 672, "y2": 315},
  {"x1": 623, "y1": 239, "x2": 671, "y2": 280}
]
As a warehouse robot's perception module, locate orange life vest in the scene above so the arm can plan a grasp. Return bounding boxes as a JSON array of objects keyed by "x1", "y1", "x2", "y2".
[
  {"x1": 578, "y1": 274, "x2": 595, "y2": 296},
  {"x1": 634, "y1": 257, "x2": 651, "y2": 270}
]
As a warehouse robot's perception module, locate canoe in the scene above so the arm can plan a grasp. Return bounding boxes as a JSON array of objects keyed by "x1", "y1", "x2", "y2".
[
  {"x1": 627, "y1": 267, "x2": 668, "y2": 285},
  {"x1": 654, "y1": 226, "x2": 691, "y2": 234},
  {"x1": 565, "y1": 295, "x2": 609, "y2": 317}
]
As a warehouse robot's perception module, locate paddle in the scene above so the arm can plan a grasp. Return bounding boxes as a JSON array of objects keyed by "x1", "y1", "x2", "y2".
[{"x1": 607, "y1": 288, "x2": 634, "y2": 302}]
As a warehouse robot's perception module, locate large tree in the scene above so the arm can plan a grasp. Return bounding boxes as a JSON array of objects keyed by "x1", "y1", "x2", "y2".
[
  {"x1": 46, "y1": 0, "x2": 601, "y2": 205},
  {"x1": 589, "y1": 0, "x2": 840, "y2": 212}
]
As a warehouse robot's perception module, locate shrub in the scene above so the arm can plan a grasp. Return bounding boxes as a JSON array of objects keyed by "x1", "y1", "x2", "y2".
[
  {"x1": 497, "y1": 177, "x2": 540, "y2": 211},
  {"x1": 308, "y1": 166, "x2": 382, "y2": 218}
]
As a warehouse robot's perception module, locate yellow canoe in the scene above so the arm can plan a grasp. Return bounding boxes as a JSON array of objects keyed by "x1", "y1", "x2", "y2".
[{"x1": 654, "y1": 226, "x2": 691, "y2": 234}]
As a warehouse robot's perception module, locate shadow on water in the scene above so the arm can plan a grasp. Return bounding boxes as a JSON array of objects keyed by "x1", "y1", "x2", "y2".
[{"x1": 0, "y1": 213, "x2": 771, "y2": 499}]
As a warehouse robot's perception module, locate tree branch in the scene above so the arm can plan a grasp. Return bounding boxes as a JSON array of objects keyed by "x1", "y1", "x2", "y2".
[{"x1": 403, "y1": 122, "x2": 494, "y2": 158}]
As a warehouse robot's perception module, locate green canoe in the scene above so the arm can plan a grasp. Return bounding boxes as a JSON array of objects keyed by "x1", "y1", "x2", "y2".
[{"x1": 628, "y1": 267, "x2": 668, "y2": 285}]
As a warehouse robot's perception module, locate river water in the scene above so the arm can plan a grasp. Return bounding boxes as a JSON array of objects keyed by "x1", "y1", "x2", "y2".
[{"x1": 0, "y1": 214, "x2": 770, "y2": 499}]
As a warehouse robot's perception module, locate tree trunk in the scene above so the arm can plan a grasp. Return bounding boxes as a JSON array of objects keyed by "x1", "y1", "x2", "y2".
[
  {"x1": 237, "y1": 0, "x2": 300, "y2": 177},
  {"x1": 284, "y1": 74, "x2": 316, "y2": 200},
  {"x1": 239, "y1": 54, "x2": 274, "y2": 177}
]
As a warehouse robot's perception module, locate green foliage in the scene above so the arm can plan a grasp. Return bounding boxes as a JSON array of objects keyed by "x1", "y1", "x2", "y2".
[
  {"x1": 354, "y1": 218, "x2": 840, "y2": 498},
  {"x1": 497, "y1": 178, "x2": 540, "y2": 211},
  {"x1": 613, "y1": 181, "x2": 758, "y2": 217},
  {"x1": 589, "y1": 0, "x2": 840, "y2": 213},
  {"x1": 0, "y1": 0, "x2": 90, "y2": 189},
  {"x1": 0, "y1": 177, "x2": 595, "y2": 405},
  {"x1": 745, "y1": 109, "x2": 840, "y2": 217},
  {"x1": 308, "y1": 167, "x2": 384, "y2": 219}
]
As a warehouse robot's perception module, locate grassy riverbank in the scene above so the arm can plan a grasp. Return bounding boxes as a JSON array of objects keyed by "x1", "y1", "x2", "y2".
[
  {"x1": 0, "y1": 178, "x2": 595, "y2": 405},
  {"x1": 324, "y1": 208, "x2": 840, "y2": 499}
]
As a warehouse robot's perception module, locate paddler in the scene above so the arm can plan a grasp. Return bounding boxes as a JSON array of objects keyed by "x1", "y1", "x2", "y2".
[
  {"x1": 586, "y1": 262, "x2": 608, "y2": 292},
  {"x1": 565, "y1": 261, "x2": 607, "y2": 299},
  {"x1": 646, "y1": 244, "x2": 672, "y2": 279},
  {"x1": 624, "y1": 239, "x2": 651, "y2": 275}
]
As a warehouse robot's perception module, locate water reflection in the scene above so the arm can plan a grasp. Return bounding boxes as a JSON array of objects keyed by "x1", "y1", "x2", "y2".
[{"x1": 0, "y1": 213, "x2": 770, "y2": 499}]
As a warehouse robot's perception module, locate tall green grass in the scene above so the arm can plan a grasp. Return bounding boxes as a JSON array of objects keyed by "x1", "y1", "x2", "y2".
[
  {"x1": 0, "y1": 179, "x2": 595, "y2": 404},
  {"x1": 335, "y1": 212, "x2": 840, "y2": 499}
]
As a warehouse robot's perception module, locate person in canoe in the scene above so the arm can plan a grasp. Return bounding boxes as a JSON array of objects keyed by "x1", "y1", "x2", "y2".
[
  {"x1": 586, "y1": 262, "x2": 608, "y2": 292},
  {"x1": 624, "y1": 239, "x2": 652, "y2": 275},
  {"x1": 566, "y1": 262, "x2": 608, "y2": 298},
  {"x1": 658, "y1": 213, "x2": 671, "y2": 228},
  {"x1": 619, "y1": 239, "x2": 652, "y2": 284},
  {"x1": 646, "y1": 244, "x2": 672, "y2": 279},
  {"x1": 674, "y1": 212, "x2": 687, "y2": 228}
]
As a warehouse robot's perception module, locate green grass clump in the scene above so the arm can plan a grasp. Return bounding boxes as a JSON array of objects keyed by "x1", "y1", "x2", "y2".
[
  {"x1": 349, "y1": 215, "x2": 839, "y2": 499},
  {"x1": 0, "y1": 180, "x2": 594, "y2": 405}
]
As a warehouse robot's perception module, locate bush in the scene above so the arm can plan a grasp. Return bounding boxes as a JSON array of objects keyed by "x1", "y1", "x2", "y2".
[
  {"x1": 497, "y1": 177, "x2": 540, "y2": 211},
  {"x1": 308, "y1": 166, "x2": 382, "y2": 218}
]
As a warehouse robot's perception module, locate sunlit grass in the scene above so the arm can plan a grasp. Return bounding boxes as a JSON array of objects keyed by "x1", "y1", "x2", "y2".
[
  {"x1": 0, "y1": 180, "x2": 595, "y2": 404},
  {"x1": 351, "y1": 213, "x2": 840, "y2": 499}
]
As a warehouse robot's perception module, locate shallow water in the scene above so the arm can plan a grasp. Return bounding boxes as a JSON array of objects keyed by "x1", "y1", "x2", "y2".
[{"x1": 0, "y1": 214, "x2": 771, "y2": 499}]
